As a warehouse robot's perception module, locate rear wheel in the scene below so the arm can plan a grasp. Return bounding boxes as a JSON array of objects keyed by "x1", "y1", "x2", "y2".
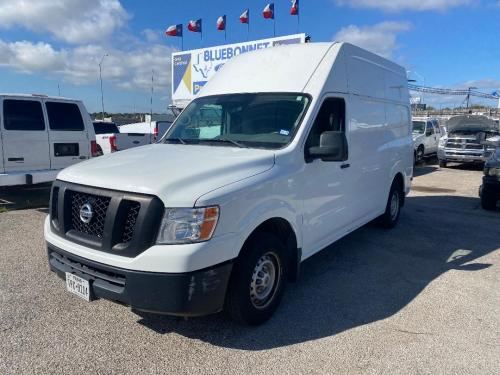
[
  {"x1": 415, "y1": 146, "x2": 424, "y2": 164},
  {"x1": 378, "y1": 179, "x2": 403, "y2": 228},
  {"x1": 481, "y1": 193, "x2": 497, "y2": 211},
  {"x1": 225, "y1": 232, "x2": 288, "y2": 325}
]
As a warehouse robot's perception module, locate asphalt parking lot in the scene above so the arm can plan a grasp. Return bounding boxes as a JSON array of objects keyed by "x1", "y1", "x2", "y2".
[{"x1": 1, "y1": 160, "x2": 499, "y2": 374}]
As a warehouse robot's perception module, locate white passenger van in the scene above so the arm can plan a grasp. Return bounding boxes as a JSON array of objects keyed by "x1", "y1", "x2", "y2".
[
  {"x1": 0, "y1": 94, "x2": 97, "y2": 186},
  {"x1": 45, "y1": 43, "x2": 413, "y2": 325}
]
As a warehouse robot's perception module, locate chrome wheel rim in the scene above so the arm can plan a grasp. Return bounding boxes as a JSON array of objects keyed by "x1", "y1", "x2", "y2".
[
  {"x1": 250, "y1": 252, "x2": 281, "y2": 310},
  {"x1": 390, "y1": 190, "x2": 399, "y2": 221}
]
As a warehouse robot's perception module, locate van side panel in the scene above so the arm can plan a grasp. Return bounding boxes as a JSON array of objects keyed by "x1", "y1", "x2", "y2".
[
  {"x1": 45, "y1": 100, "x2": 92, "y2": 170},
  {"x1": 0, "y1": 119, "x2": 4, "y2": 174},
  {"x1": 349, "y1": 95, "x2": 390, "y2": 214},
  {"x1": 1, "y1": 97, "x2": 51, "y2": 172}
]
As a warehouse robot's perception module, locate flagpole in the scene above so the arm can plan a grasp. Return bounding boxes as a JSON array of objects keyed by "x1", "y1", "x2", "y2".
[
  {"x1": 273, "y1": 6, "x2": 276, "y2": 37},
  {"x1": 181, "y1": 34, "x2": 184, "y2": 51}
]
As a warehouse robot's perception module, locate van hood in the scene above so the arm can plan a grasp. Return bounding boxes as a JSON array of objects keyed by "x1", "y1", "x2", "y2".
[{"x1": 57, "y1": 144, "x2": 275, "y2": 206}]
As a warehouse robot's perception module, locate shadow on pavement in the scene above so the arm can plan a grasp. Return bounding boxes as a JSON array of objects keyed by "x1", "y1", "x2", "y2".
[
  {"x1": 136, "y1": 194, "x2": 499, "y2": 350},
  {"x1": 0, "y1": 183, "x2": 51, "y2": 211},
  {"x1": 413, "y1": 165, "x2": 439, "y2": 177}
]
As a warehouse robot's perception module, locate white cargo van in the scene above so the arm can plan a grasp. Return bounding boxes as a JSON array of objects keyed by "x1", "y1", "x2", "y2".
[
  {"x1": 0, "y1": 94, "x2": 97, "y2": 186},
  {"x1": 45, "y1": 43, "x2": 413, "y2": 325}
]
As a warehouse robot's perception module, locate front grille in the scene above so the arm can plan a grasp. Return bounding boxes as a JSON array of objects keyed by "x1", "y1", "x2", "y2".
[
  {"x1": 465, "y1": 144, "x2": 483, "y2": 150},
  {"x1": 446, "y1": 141, "x2": 462, "y2": 149},
  {"x1": 51, "y1": 186, "x2": 60, "y2": 222},
  {"x1": 122, "y1": 201, "x2": 140, "y2": 243},
  {"x1": 69, "y1": 191, "x2": 111, "y2": 238},
  {"x1": 50, "y1": 181, "x2": 164, "y2": 257},
  {"x1": 446, "y1": 139, "x2": 484, "y2": 151}
]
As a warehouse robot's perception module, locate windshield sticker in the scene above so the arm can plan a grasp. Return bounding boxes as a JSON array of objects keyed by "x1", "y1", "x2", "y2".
[{"x1": 279, "y1": 129, "x2": 290, "y2": 136}]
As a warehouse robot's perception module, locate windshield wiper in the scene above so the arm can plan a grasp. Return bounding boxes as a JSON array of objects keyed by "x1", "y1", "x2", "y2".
[
  {"x1": 198, "y1": 138, "x2": 248, "y2": 148},
  {"x1": 164, "y1": 138, "x2": 188, "y2": 144}
]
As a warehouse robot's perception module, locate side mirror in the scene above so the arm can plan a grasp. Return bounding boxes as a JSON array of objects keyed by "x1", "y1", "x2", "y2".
[
  {"x1": 308, "y1": 131, "x2": 348, "y2": 162},
  {"x1": 425, "y1": 129, "x2": 433, "y2": 137}
]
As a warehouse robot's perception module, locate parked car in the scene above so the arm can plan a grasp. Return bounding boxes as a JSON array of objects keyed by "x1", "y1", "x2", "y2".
[
  {"x1": 93, "y1": 121, "x2": 150, "y2": 154},
  {"x1": 412, "y1": 118, "x2": 442, "y2": 163},
  {"x1": 479, "y1": 136, "x2": 500, "y2": 210},
  {"x1": 438, "y1": 115, "x2": 499, "y2": 168},
  {"x1": 119, "y1": 120, "x2": 173, "y2": 143},
  {"x1": 93, "y1": 121, "x2": 119, "y2": 155},
  {"x1": 44, "y1": 42, "x2": 413, "y2": 325},
  {"x1": 0, "y1": 94, "x2": 98, "y2": 187}
]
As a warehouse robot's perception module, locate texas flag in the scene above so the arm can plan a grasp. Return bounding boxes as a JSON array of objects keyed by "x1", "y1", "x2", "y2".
[
  {"x1": 291, "y1": 0, "x2": 299, "y2": 16},
  {"x1": 239, "y1": 9, "x2": 249, "y2": 24},
  {"x1": 217, "y1": 15, "x2": 226, "y2": 31},
  {"x1": 187, "y1": 19, "x2": 202, "y2": 33},
  {"x1": 165, "y1": 24, "x2": 182, "y2": 37},
  {"x1": 262, "y1": 3, "x2": 274, "y2": 19}
]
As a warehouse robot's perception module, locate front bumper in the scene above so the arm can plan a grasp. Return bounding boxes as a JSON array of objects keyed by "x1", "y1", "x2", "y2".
[
  {"x1": 438, "y1": 149, "x2": 490, "y2": 163},
  {"x1": 48, "y1": 244, "x2": 233, "y2": 316}
]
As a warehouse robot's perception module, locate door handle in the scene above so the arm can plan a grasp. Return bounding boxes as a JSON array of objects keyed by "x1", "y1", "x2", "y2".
[
  {"x1": 341, "y1": 163, "x2": 350, "y2": 169},
  {"x1": 8, "y1": 157, "x2": 24, "y2": 162}
]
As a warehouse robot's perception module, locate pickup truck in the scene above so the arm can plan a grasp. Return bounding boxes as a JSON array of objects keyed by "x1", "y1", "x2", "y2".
[
  {"x1": 412, "y1": 118, "x2": 442, "y2": 164},
  {"x1": 45, "y1": 42, "x2": 413, "y2": 325},
  {"x1": 438, "y1": 115, "x2": 499, "y2": 167},
  {"x1": 93, "y1": 121, "x2": 150, "y2": 155}
]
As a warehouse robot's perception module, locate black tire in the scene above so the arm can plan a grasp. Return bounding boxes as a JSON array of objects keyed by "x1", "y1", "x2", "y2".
[
  {"x1": 481, "y1": 193, "x2": 497, "y2": 211},
  {"x1": 415, "y1": 146, "x2": 424, "y2": 165},
  {"x1": 225, "y1": 232, "x2": 288, "y2": 325},
  {"x1": 439, "y1": 160, "x2": 447, "y2": 168},
  {"x1": 96, "y1": 144, "x2": 104, "y2": 157},
  {"x1": 378, "y1": 179, "x2": 403, "y2": 228}
]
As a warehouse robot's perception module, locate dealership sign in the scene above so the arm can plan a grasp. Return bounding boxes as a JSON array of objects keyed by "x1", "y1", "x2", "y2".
[{"x1": 171, "y1": 33, "x2": 306, "y2": 106}]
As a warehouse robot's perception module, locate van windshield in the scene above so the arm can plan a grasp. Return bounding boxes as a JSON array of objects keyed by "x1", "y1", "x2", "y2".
[
  {"x1": 412, "y1": 121, "x2": 426, "y2": 134},
  {"x1": 163, "y1": 93, "x2": 310, "y2": 149}
]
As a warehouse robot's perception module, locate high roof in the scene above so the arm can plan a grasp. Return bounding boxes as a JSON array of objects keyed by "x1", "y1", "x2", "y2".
[{"x1": 198, "y1": 43, "x2": 340, "y2": 97}]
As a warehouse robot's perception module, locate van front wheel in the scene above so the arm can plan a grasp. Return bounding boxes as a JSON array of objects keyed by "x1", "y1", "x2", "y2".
[
  {"x1": 225, "y1": 232, "x2": 287, "y2": 325},
  {"x1": 378, "y1": 180, "x2": 403, "y2": 228}
]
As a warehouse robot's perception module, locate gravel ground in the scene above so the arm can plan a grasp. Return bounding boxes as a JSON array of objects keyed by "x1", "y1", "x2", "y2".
[{"x1": 0, "y1": 161, "x2": 499, "y2": 374}]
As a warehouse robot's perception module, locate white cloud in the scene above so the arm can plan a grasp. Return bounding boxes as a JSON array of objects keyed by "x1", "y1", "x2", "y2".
[
  {"x1": 334, "y1": 22, "x2": 411, "y2": 58},
  {"x1": 0, "y1": 0, "x2": 129, "y2": 44},
  {"x1": 335, "y1": 0, "x2": 474, "y2": 12},
  {"x1": 141, "y1": 29, "x2": 162, "y2": 43},
  {"x1": 457, "y1": 78, "x2": 500, "y2": 90},
  {"x1": 0, "y1": 38, "x2": 176, "y2": 92}
]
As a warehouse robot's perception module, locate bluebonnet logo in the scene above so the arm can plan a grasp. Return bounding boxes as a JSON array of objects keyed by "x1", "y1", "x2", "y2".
[{"x1": 193, "y1": 52, "x2": 212, "y2": 79}]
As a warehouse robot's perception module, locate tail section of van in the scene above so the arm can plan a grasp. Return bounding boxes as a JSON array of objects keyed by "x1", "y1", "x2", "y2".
[{"x1": 0, "y1": 94, "x2": 96, "y2": 187}]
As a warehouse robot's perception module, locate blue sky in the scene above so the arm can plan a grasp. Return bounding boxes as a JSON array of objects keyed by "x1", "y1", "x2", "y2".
[{"x1": 0, "y1": 0, "x2": 499, "y2": 112}]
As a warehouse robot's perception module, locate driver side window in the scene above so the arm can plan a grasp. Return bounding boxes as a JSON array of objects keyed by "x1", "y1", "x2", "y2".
[{"x1": 306, "y1": 98, "x2": 346, "y2": 150}]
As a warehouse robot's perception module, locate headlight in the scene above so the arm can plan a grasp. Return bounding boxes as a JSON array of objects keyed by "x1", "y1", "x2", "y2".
[
  {"x1": 439, "y1": 137, "x2": 447, "y2": 147},
  {"x1": 487, "y1": 167, "x2": 500, "y2": 177},
  {"x1": 156, "y1": 206, "x2": 219, "y2": 244}
]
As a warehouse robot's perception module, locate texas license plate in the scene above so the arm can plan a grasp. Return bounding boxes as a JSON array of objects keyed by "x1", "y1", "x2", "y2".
[{"x1": 65, "y1": 273, "x2": 90, "y2": 301}]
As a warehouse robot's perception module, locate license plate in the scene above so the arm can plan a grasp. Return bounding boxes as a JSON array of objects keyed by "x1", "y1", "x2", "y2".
[{"x1": 65, "y1": 273, "x2": 90, "y2": 301}]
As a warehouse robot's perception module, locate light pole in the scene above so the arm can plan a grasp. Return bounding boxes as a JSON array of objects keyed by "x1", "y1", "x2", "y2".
[
  {"x1": 407, "y1": 70, "x2": 426, "y2": 103},
  {"x1": 466, "y1": 87, "x2": 477, "y2": 109},
  {"x1": 99, "y1": 53, "x2": 108, "y2": 120}
]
